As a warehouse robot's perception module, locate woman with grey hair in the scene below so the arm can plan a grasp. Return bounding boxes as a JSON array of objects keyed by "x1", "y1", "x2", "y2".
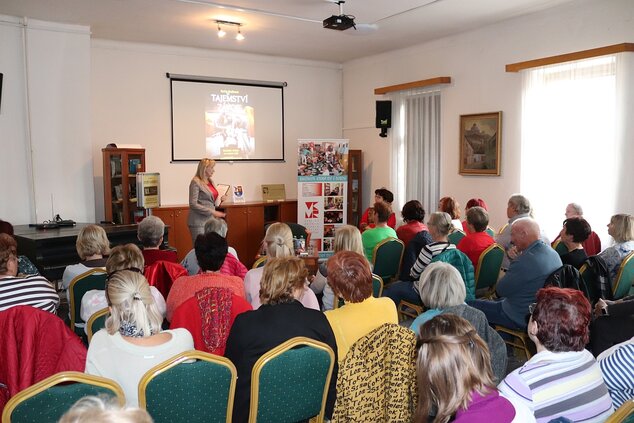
[
  {"x1": 410, "y1": 262, "x2": 507, "y2": 382},
  {"x1": 59, "y1": 395, "x2": 153, "y2": 423},
  {"x1": 409, "y1": 212, "x2": 455, "y2": 281},
  {"x1": 85, "y1": 270, "x2": 193, "y2": 406},
  {"x1": 137, "y1": 216, "x2": 177, "y2": 266},
  {"x1": 180, "y1": 216, "x2": 241, "y2": 276}
]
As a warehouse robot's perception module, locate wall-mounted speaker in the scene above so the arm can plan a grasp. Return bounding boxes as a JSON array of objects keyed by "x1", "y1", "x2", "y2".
[{"x1": 375, "y1": 100, "x2": 391, "y2": 137}]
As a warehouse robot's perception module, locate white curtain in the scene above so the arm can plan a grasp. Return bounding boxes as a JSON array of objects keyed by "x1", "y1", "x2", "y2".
[
  {"x1": 520, "y1": 55, "x2": 619, "y2": 244},
  {"x1": 389, "y1": 90, "x2": 441, "y2": 218}
]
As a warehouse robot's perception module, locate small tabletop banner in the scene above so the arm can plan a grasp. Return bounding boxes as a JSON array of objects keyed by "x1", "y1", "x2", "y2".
[{"x1": 297, "y1": 139, "x2": 349, "y2": 258}]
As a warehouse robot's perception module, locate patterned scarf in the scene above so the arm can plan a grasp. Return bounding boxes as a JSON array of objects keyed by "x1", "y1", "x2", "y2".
[{"x1": 196, "y1": 287, "x2": 233, "y2": 352}]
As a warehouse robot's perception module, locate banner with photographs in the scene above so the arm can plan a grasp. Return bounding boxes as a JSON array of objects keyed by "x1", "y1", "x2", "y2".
[{"x1": 297, "y1": 139, "x2": 349, "y2": 258}]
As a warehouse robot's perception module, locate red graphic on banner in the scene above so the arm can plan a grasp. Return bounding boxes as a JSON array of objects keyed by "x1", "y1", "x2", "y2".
[{"x1": 304, "y1": 202, "x2": 320, "y2": 219}]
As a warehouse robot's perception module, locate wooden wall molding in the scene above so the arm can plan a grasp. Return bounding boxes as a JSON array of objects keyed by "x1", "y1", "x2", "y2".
[
  {"x1": 506, "y1": 43, "x2": 634, "y2": 72},
  {"x1": 374, "y1": 76, "x2": 451, "y2": 95}
]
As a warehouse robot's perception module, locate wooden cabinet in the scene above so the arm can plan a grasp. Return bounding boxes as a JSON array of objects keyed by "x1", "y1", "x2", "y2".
[
  {"x1": 102, "y1": 147, "x2": 146, "y2": 224},
  {"x1": 347, "y1": 149, "x2": 363, "y2": 227},
  {"x1": 152, "y1": 206, "x2": 192, "y2": 261},
  {"x1": 221, "y1": 200, "x2": 298, "y2": 268}
]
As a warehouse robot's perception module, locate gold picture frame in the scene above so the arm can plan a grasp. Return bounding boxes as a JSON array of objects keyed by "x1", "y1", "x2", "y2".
[{"x1": 459, "y1": 111, "x2": 502, "y2": 176}]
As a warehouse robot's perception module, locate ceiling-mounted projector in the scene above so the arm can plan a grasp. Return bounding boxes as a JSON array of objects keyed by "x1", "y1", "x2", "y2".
[
  {"x1": 323, "y1": 1, "x2": 356, "y2": 31},
  {"x1": 323, "y1": 15, "x2": 355, "y2": 30}
]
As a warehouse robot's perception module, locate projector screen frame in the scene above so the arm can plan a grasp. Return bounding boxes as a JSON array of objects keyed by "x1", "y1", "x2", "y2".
[{"x1": 167, "y1": 73, "x2": 287, "y2": 163}]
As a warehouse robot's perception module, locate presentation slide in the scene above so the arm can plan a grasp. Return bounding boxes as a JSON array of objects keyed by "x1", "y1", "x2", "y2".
[{"x1": 171, "y1": 78, "x2": 285, "y2": 161}]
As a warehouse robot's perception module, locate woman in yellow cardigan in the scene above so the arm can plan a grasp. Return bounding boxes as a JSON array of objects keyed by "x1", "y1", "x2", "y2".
[{"x1": 324, "y1": 251, "x2": 398, "y2": 360}]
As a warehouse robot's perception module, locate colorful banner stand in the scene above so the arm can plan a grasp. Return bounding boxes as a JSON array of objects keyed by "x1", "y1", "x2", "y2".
[{"x1": 297, "y1": 139, "x2": 349, "y2": 259}]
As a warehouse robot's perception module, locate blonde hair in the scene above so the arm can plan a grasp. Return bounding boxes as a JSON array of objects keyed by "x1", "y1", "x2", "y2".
[
  {"x1": 417, "y1": 262, "x2": 466, "y2": 309},
  {"x1": 59, "y1": 395, "x2": 153, "y2": 423},
  {"x1": 259, "y1": 256, "x2": 307, "y2": 305},
  {"x1": 194, "y1": 158, "x2": 216, "y2": 183},
  {"x1": 428, "y1": 212, "x2": 453, "y2": 237},
  {"x1": 263, "y1": 223, "x2": 294, "y2": 258},
  {"x1": 610, "y1": 214, "x2": 634, "y2": 243},
  {"x1": 333, "y1": 225, "x2": 364, "y2": 256},
  {"x1": 105, "y1": 244, "x2": 144, "y2": 273},
  {"x1": 105, "y1": 270, "x2": 162, "y2": 337},
  {"x1": 416, "y1": 314, "x2": 495, "y2": 423},
  {"x1": 76, "y1": 225, "x2": 110, "y2": 260}
]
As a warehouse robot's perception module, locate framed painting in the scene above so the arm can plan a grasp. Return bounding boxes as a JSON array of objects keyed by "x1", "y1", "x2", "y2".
[{"x1": 459, "y1": 111, "x2": 502, "y2": 176}]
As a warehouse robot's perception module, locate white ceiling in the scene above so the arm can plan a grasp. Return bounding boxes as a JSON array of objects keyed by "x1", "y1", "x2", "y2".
[{"x1": 0, "y1": 0, "x2": 578, "y2": 63}]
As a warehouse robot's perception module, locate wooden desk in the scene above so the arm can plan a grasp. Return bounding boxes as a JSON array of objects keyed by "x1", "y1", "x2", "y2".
[{"x1": 14, "y1": 223, "x2": 170, "y2": 281}]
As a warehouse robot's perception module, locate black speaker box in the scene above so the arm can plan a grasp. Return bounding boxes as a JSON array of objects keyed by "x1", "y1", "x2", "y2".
[{"x1": 375, "y1": 100, "x2": 392, "y2": 129}]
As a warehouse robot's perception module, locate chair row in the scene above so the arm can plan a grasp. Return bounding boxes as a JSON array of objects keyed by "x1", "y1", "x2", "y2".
[{"x1": 2, "y1": 337, "x2": 334, "y2": 423}]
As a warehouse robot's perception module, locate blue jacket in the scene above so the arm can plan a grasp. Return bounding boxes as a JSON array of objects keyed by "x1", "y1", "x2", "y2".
[{"x1": 497, "y1": 240, "x2": 562, "y2": 327}]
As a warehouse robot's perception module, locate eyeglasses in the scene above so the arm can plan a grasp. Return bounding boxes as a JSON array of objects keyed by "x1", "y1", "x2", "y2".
[{"x1": 528, "y1": 302, "x2": 537, "y2": 315}]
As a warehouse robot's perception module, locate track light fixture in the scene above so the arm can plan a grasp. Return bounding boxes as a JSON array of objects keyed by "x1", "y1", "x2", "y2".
[{"x1": 214, "y1": 20, "x2": 245, "y2": 41}]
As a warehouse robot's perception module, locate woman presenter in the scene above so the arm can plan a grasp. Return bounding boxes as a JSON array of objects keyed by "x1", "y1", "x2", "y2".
[{"x1": 188, "y1": 158, "x2": 226, "y2": 243}]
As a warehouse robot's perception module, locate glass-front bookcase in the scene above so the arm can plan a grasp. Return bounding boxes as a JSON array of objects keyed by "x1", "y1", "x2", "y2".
[{"x1": 102, "y1": 147, "x2": 146, "y2": 224}]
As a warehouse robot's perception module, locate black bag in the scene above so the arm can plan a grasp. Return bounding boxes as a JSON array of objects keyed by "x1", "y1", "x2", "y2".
[
  {"x1": 544, "y1": 264, "x2": 591, "y2": 301},
  {"x1": 582, "y1": 255, "x2": 612, "y2": 302}
]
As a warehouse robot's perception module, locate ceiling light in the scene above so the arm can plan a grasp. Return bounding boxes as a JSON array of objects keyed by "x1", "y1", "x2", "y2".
[
  {"x1": 236, "y1": 29, "x2": 245, "y2": 41},
  {"x1": 214, "y1": 20, "x2": 245, "y2": 41},
  {"x1": 217, "y1": 24, "x2": 226, "y2": 38}
]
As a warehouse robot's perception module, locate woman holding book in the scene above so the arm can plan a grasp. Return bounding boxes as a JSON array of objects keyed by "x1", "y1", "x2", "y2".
[{"x1": 188, "y1": 158, "x2": 227, "y2": 243}]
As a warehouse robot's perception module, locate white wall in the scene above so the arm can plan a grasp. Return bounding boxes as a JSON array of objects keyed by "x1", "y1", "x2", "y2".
[
  {"x1": 0, "y1": 16, "x2": 92, "y2": 225},
  {"x1": 342, "y1": 0, "x2": 634, "y2": 232},
  {"x1": 91, "y1": 41, "x2": 343, "y2": 221}
]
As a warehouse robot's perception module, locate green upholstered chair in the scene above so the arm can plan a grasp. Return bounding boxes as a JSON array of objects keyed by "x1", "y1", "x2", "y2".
[
  {"x1": 475, "y1": 243, "x2": 504, "y2": 297},
  {"x1": 249, "y1": 337, "x2": 335, "y2": 423},
  {"x1": 612, "y1": 252, "x2": 634, "y2": 299},
  {"x1": 138, "y1": 350, "x2": 237, "y2": 423},
  {"x1": 485, "y1": 226, "x2": 496, "y2": 237},
  {"x1": 372, "y1": 237, "x2": 404, "y2": 286},
  {"x1": 2, "y1": 371, "x2": 124, "y2": 423},
  {"x1": 447, "y1": 229, "x2": 465, "y2": 245},
  {"x1": 551, "y1": 239, "x2": 569, "y2": 256},
  {"x1": 86, "y1": 307, "x2": 109, "y2": 343},
  {"x1": 69, "y1": 269, "x2": 107, "y2": 338},
  {"x1": 606, "y1": 399, "x2": 634, "y2": 423}
]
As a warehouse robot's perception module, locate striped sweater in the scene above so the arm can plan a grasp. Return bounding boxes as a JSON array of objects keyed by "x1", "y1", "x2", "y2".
[
  {"x1": 0, "y1": 274, "x2": 59, "y2": 313},
  {"x1": 410, "y1": 241, "x2": 453, "y2": 281},
  {"x1": 498, "y1": 349, "x2": 613, "y2": 423},
  {"x1": 598, "y1": 338, "x2": 634, "y2": 409}
]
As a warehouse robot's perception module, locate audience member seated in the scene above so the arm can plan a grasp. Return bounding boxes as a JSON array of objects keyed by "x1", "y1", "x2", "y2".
[
  {"x1": 166, "y1": 233, "x2": 244, "y2": 321},
  {"x1": 416, "y1": 314, "x2": 534, "y2": 423},
  {"x1": 224, "y1": 256, "x2": 338, "y2": 423},
  {"x1": 409, "y1": 262, "x2": 507, "y2": 382},
  {"x1": 591, "y1": 296, "x2": 634, "y2": 356},
  {"x1": 310, "y1": 225, "x2": 366, "y2": 310},
  {"x1": 62, "y1": 224, "x2": 109, "y2": 299},
  {"x1": 244, "y1": 222, "x2": 318, "y2": 310},
  {"x1": 324, "y1": 251, "x2": 397, "y2": 360},
  {"x1": 361, "y1": 202, "x2": 398, "y2": 261},
  {"x1": 398, "y1": 229, "x2": 433, "y2": 282},
  {"x1": 410, "y1": 212, "x2": 455, "y2": 281},
  {"x1": 438, "y1": 196, "x2": 462, "y2": 230},
  {"x1": 599, "y1": 213, "x2": 634, "y2": 282},
  {"x1": 558, "y1": 217, "x2": 591, "y2": 269},
  {"x1": 496, "y1": 194, "x2": 549, "y2": 269},
  {"x1": 598, "y1": 335, "x2": 634, "y2": 410},
  {"x1": 59, "y1": 395, "x2": 153, "y2": 423},
  {"x1": 457, "y1": 206, "x2": 495, "y2": 270},
  {"x1": 170, "y1": 286, "x2": 252, "y2": 356},
  {"x1": 396, "y1": 200, "x2": 428, "y2": 248},
  {"x1": 137, "y1": 216, "x2": 177, "y2": 266},
  {"x1": 469, "y1": 219, "x2": 561, "y2": 330},
  {"x1": 0, "y1": 219, "x2": 39, "y2": 276},
  {"x1": 80, "y1": 244, "x2": 166, "y2": 327},
  {"x1": 359, "y1": 187, "x2": 396, "y2": 231},
  {"x1": 499, "y1": 287, "x2": 613, "y2": 422},
  {"x1": 85, "y1": 269, "x2": 194, "y2": 406},
  {"x1": 0, "y1": 234, "x2": 59, "y2": 313},
  {"x1": 462, "y1": 198, "x2": 489, "y2": 234},
  {"x1": 180, "y1": 215, "x2": 242, "y2": 276},
  {"x1": 563, "y1": 203, "x2": 602, "y2": 256}
]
